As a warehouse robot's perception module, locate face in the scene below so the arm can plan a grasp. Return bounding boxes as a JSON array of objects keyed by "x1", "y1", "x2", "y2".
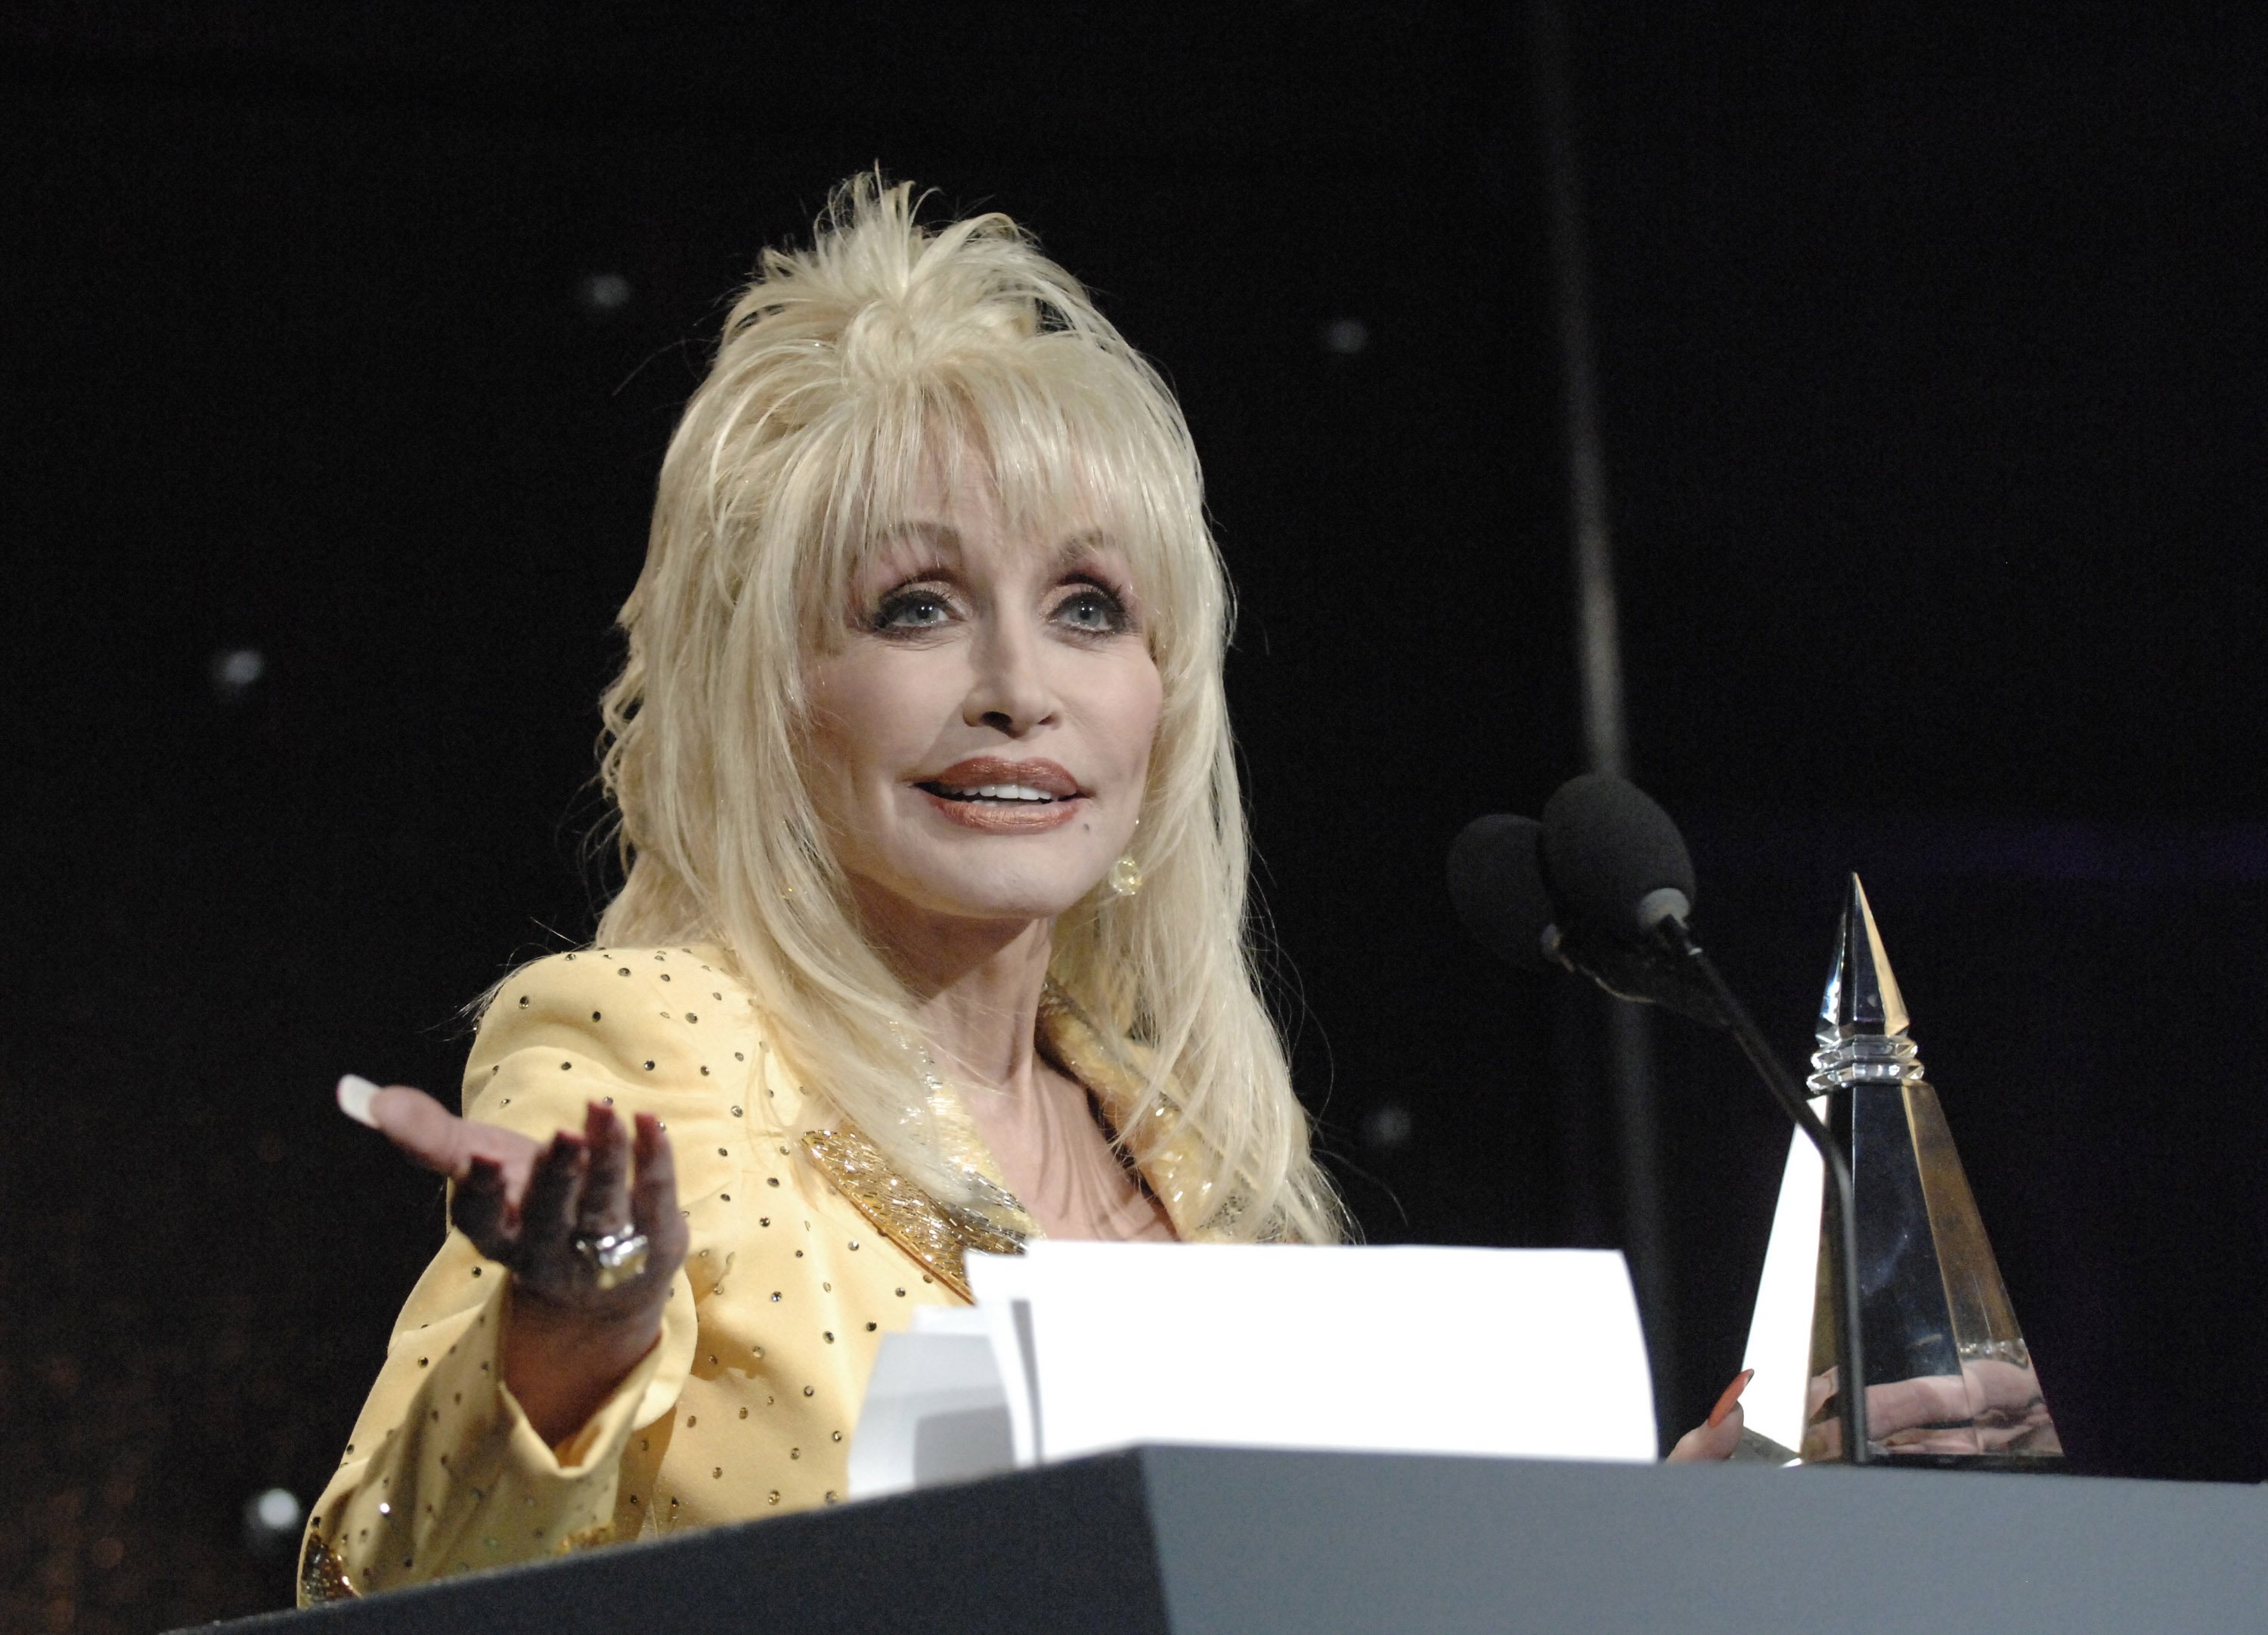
[{"x1": 802, "y1": 463, "x2": 1163, "y2": 937}]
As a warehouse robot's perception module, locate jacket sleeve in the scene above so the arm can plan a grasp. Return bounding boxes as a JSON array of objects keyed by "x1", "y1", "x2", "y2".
[{"x1": 299, "y1": 952, "x2": 716, "y2": 1603}]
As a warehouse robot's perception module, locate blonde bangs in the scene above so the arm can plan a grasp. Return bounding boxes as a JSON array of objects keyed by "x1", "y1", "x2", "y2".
[{"x1": 770, "y1": 359, "x2": 1212, "y2": 674}]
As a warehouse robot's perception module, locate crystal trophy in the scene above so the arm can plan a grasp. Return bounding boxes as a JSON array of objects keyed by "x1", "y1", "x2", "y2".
[{"x1": 1739, "y1": 876, "x2": 2062, "y2": 1465}]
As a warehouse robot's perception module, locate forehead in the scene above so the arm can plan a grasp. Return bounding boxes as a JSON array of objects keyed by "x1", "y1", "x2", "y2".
[
  {"x1": 908, "y1": 432, "x2": 1111, "y2": 525},
  {"x1": 869, "y1": 482, "x2": 1114, "y2": 559},
  {"x1": 850, "y1": 440, "x2": 1127, "y2": 572}
]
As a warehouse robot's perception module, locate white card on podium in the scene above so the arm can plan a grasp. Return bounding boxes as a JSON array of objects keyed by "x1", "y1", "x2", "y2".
[
  {"x1": 844, "y1": 1305, "x2": 1015, "y2": 1500},
  {"x1": 965, "y1": 1242, "x2": 1656, "y2": 1466}
]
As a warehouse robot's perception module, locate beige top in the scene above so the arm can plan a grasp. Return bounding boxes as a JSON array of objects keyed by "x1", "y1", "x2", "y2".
[{"x1": 299, "y1": 943, "x2": 1229, "y2": 1606}]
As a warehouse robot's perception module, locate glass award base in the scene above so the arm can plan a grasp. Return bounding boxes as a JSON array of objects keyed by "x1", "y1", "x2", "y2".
[{"x1": 1740, "y1": 877, "x2": 2062, "y2": 1466}]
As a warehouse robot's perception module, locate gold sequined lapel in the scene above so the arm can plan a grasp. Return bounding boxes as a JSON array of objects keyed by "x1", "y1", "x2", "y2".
[
  {"x1": 299, "y1": 1531, "x2": 358, "y2": 1605},
  {"x1": 1036, "y1": 984, "x2": 1245, "y2": 1242},
  {"x1": 800, "y1": 984, "x2": 1252, "y2": 1284},
  {"x1": 800, "y1": 1127, "x2": 1029, "y2": 1302}
]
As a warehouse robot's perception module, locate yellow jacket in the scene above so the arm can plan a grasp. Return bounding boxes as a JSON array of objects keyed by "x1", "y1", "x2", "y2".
[{"x1": 299, "y1": 943, "x2": 1225, "y2": 1605}]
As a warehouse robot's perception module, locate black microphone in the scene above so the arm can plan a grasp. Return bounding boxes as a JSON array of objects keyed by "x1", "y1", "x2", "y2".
[
  {"x1": 1446, "y1": 814, "x2": 1556, "y2": 973},
  {"x1": 1530, "y1": 770, "x2": 1873, "y2": 1465},
  {"x1": 1538, "y1": 772, "x2": 1697, "y2": 942},
  {"x1": 1448, "y1": 810, "x2": 1727, "y2": 1026}
]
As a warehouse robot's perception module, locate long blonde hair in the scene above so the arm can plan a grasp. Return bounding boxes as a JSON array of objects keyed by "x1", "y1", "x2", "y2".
[{"x1": 592, "y1": 174, "x2": 1343, "y2": 1243}]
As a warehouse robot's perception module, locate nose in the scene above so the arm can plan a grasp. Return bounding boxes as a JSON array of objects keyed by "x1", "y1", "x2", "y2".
[{"x1": 963, "y1": 612, "x2": 1060, "y2": 736}]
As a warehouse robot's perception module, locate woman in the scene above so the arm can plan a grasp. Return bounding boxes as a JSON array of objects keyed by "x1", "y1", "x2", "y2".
[{"x1": 300, "y1": 175, "x2": 1347, "y2": 1604}]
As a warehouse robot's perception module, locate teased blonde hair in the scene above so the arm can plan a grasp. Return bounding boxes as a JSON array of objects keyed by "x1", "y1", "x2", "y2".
[{"x1": 592, "y1": 174, "x2": 1343, "y2": 1243}]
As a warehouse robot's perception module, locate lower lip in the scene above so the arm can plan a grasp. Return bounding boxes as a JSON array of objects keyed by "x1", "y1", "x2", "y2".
[{"x1": 916, "y1": 788, "x2": 1086, "y2": 833}]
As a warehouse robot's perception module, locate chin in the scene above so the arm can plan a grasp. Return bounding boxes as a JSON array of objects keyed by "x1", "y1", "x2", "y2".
[
  {"x1": 931, "y1": 880, "x2": 1095, "y2": 924},
  {"x1": 895, "y1": 856, "x2": 1107, "y2": 925}
]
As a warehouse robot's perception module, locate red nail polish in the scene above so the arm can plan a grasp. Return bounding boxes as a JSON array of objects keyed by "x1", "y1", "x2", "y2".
[{"x1": 1709, "y1": 1368, "x2": 1755, "y2": 1428}]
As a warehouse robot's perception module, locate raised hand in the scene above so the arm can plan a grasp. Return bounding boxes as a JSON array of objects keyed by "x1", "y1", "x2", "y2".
[
  {"x1": 1665, "y1": 1367, "x2": 1752, "y2": 1462},
  {"x1": 451, "y1": 1101, "x2": 686, "y2": 1321},
  {"x1": 336, "y1": 1076, "x2": 689, "y2": 1444}
]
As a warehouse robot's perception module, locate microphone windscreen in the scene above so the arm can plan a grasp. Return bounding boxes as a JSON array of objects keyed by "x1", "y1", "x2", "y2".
[
  {"x1": 1446, "y1": 813, "x2": 1556, "y2": 973},
  {"x1": 1539, "y1": 773, "x2": 1697, "y2": 936}
]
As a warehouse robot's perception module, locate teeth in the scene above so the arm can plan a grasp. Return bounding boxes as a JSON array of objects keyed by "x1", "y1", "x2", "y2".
[{"x1": 935, "y1": 782, "x2": 1055, "y2": 802}]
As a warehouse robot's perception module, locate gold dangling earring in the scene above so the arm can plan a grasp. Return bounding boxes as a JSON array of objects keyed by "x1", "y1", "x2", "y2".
[{"x1": 1109, "y1": 815, "x2": 1143, "y2": 899}]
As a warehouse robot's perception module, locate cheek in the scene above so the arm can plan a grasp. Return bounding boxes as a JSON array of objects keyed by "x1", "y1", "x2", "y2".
[
  {"x1": 795, "y1": 716, "x2": 857, "y2": 835},
  {"x1": 1109, "y1": 658, "x2": 1167, "y2": 779},
  {"x1": 806, "y1": 651, "x2": 941, "y2": 788},
  {"x1": 798, "y1": 664, "x2": 888, "y2": 838}
]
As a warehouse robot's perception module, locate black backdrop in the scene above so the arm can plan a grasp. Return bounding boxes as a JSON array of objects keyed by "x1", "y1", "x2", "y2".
[{"x1": 4, "y1": 5, "x2": 2262, "y2": 1630}]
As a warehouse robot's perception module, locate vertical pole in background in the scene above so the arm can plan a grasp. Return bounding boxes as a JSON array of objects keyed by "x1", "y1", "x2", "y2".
[{"x1": 1527, "y1": 0, "x2": 1678, "y2": 1435}]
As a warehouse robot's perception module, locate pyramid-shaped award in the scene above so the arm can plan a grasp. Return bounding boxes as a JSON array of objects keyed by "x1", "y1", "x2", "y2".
[{"x1": 1740, "y1": 877, "x2": 2062, "y2": 1464}]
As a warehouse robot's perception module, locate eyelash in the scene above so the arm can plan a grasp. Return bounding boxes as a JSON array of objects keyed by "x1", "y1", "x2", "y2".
[
  {"x1": 869, "y1": 585, "x2": 953, "y2": 632},
  {"x1": 866, "y1": 576, "x2": 1136, "y2": 637},
  {"x1": 1052, "y1": 579, "x2": 1136, "y2": 636}
]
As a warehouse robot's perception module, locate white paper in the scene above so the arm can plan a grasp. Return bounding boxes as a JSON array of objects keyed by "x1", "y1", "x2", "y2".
[
  {"x1": 1742, "y1": 1113, "x2": 1827, "y2": 1454},
  {"x1": 965, "y1": 1242, "x2": 1656, "y2": 1466},
  {"x1": 845, "y1": 1305, "x2": 1016, "y2": 1499}
]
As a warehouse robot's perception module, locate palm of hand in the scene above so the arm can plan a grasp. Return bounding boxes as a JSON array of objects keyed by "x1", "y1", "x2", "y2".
[{"x1": 361, "y1": 1085, "x2": 688, "y2": 1324}]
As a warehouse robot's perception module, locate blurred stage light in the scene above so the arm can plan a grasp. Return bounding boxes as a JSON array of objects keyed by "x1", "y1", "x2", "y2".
[
  {"x1": 1361, "y1": 1102, "x2": 1414, "y2": 1150},
  {"x1": 1321, "y1": 317, "x2": 1370, "y2": 356},
  {"x1": 243, "y1": 1487, "x2": 302, "y2": 1554},
  {"x1": 578, "y1": 271, "x2": 634, "y2": 313},
  {"x1": 209, "y1": 647, "x2": 265, "y2": 703}
]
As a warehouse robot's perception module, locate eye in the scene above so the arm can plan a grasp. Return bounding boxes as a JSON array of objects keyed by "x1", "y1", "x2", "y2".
[
  {"x1": 1052, "y1": 580, "x2": 1134, "y2": 636},
  {"x1": 870, "y1": 584, "x2": 954, "y2": 633}
]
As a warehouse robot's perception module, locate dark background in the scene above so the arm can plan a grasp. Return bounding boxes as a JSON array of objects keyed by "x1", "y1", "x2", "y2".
[{"x1": 4, "y1": 3, "x2": 2262, "y2": 1630}]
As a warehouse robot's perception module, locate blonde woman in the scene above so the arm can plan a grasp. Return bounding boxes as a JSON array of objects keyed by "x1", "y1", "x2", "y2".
[{"x1": 299, "y1": 175, "x2": 1346, "y2": 1604}]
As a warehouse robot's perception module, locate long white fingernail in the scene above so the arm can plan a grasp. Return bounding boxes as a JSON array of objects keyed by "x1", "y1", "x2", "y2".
[{"x1": 336, "y1": 1073, "x2": 382, "y2": 1128}]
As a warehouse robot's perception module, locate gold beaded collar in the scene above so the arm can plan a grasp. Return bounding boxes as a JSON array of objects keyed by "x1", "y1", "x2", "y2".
[{"x1": 799, "y1": 983, "x2": 1236, "y2": 1298}]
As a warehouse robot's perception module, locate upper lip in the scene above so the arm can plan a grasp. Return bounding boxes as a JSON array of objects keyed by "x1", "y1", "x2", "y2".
[{"x1": 918, "y1": 757, "x2": 1083, "y2": 799}]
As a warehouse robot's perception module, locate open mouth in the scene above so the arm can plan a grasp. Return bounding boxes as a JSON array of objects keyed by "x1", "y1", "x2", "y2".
[
  {"x1": 915, "y1": 782, "x2": 1065, "y2": 805},
  {"x1": 912, "y1": 760, "x2": 1085, "y2": 831},
  {"x1": 912, "y1": 759, "x2": 1083, "y2": 828}
]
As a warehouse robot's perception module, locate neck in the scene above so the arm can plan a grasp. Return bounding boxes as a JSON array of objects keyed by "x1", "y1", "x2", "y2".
[{"x1": 850, "y1": 881, "x2": 1054, "y2": 1104}]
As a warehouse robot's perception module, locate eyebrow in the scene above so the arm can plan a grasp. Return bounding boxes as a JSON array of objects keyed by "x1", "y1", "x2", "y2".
[
  {"x1": 1048, "y1": 528, "x2": 1121, "y2": 571},
  {"x1": 866, "y1": 522, "x2": 1123, "y2": 571}
]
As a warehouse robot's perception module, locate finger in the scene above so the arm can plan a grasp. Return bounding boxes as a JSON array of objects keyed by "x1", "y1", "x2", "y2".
[
  {"x1": 356, "y1": 1082, "x2": 474, "y2": 1176},
  {"x1": 1666, "y1": 1404, "x2": 1743, "y2": 1463},
  {"x1": 576, "y1": 1103, "x2": 631, "y2": 1237},
  {"x1": 474, "y1": 1125, "x2": 544, "y2": 1210},
  {"x1": 1804, "y1": 1363, "x2": 1841, "y2": 1420},
  {"x1": 1866, "y1": 1373, "x2": 1971, "y2": 1435},
  {"x1": 450, "y1": 1157, "x2": 514, "y2": 1260},
  {"x1": 627, "y1": 1113, "x2": 687, "y2": 1262},
  {"x1": 1708, "y1": 1368, "x2": 1755, "y2": 1429},
  {"x1": 519, "y1": 1132, "x2": 588, "y2": 1261},
  {"x1": 347, "y1": 1078, "x2": 542, "y2": 1200},
  {"x1": 1966, "y1": 1358, "x2": 2046, "y2": 1414}
]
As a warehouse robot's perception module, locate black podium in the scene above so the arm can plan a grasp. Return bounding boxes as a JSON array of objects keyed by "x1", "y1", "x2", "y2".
[{"x1": 201, "y1": 1448, "x2": 2266, "y2": 1634}]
